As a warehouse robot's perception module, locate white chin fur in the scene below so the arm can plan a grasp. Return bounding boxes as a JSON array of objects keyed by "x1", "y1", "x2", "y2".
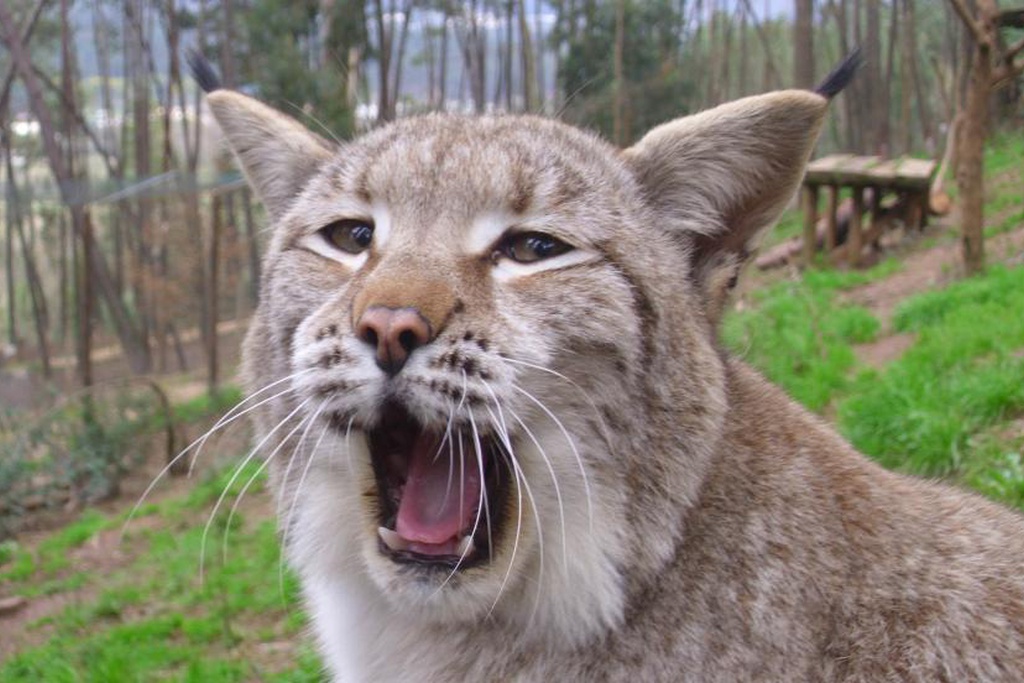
[{"x1": 283, "y1": 425, "x2": 628, "y2": 680}]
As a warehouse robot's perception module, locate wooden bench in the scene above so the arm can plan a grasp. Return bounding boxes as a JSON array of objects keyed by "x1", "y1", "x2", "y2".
[{"x1": 801, "y1": 154, "x2": 937, "y2": 266}]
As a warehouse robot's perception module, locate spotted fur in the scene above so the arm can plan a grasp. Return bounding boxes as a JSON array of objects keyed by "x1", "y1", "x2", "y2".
[{"x1": 204, "y1": 85, "x2": 1024, "y2": 682}]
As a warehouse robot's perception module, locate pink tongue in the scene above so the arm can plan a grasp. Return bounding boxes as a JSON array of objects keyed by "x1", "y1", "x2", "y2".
[{"x1": 395, "y1": 434, "x2": 481, "y2": 546}]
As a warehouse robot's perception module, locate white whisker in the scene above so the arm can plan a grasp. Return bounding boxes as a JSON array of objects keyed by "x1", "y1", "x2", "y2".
[
  {"x1": 511, "y1": 383, "x2": 594, "y2": 533},
  {"x1": 505, "y1": 403, "x2": 568, "y2": 568},
  {"x1": 271, "y1": 400, "x2": 328, "y2": 602},
  {"x1": 282, "y1": 417, "x2": 337, "y2": 558},
  {"x1": 481, "y1": 407, "x2": 525, "y2": 619},
  {"x1": 222, "y1": 403, "x2": 321, "y2": 566},
  {"x1": 484, "y1": 401, "x2": 546, "y2": 624},
  {"x1": 200, "y1": 396, "x2": 312, "y2": 584},
  {"x1": 120, "y1": 369, "x2": 314, "y2": 541},
  {"x1": 279, "y1": 419, "x2": 333, "y2": 600},
  {"x1": 188, "y1": 369, "x2": 316, "y2": 478},
  {"x1": 501, "y1": 356, "x2": 614, "y2": 448},
  {"x1": 436, "y1": 401, "x2": 457, "y2": 515},
  {"x1": 433, "y1": 407, "x2": 485, "y2": 596}
]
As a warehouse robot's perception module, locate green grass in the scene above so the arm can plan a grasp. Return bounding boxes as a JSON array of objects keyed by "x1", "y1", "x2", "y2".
[
  {"x1": 728, "y1": 262, "x2": 1024, "y2": 504},
  {"x1": 169, "y1": 387, "x2": 245, "y2": 426},
  {"x1": 839, "y1": 265, "x2": 1024, "y2": 478},
  {"x1": 984, "y1": 130, "x2": 1024, "y2": 177},
  {"x1": 722, "y1": 261, "x2": 896, "y2": 411},
  {"x1": 0, "y1": 460, "x2": 323, "y2": 682}
]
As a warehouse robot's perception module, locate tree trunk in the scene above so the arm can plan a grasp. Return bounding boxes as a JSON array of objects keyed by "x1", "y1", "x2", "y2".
[
  {"x1": 129, "y1": 0, "x2": 153, "y2": 356},
  {"x1": 375, "y1": 0, "x2": 393, "y2": 122},
  {"x1": 207, "y1": 195, "x2": 222, "y2": 393},
  {"x1": 0, "y1": 0, "x2": 150, "y2": 374},
  {"x1": 243, "y1": 188, "x2": 260, "y2": 307},
  {"x1": 518, "y1": 0, "x2": 535, "y2": 112},
  {"x1": 740, "y1": 0, "x2": 781, "y2": 90},
  {"x1": 504, "y1": 1, "x2": 514, "y2": 110},
  {"x1": 390, "y1": 0, "x2": 414, "y2": 116},
  {"x1": 2, "y1": 123, "x2": 16, "y2": 348},
  {"x1": 62, "y1": 0, "x2": 93, "y2": 385},
  {"x1": 957, "y1": 35, "x2": 991, "y2": 276},
  {"x1": 864, "y1": 0, "x2": 885, "y2": 153},
  {"x1": 439, "y1": 13, "x2": 449, "y2": 110},
  {"x1": 533, "y1": 0, "x2": 545, "y2": 111},
  {"x1": 794, "y1": 0, "x2": 815, "y2": 89},
  {"x1": 905, "y1": 0, "x2": 933, "y2": 151},
  {"x1": 221, "y1": 0, "x2": 237, "y2": 87},
  {"x1": 612, "y1": 0, "x2": 625, "y2": 145}
]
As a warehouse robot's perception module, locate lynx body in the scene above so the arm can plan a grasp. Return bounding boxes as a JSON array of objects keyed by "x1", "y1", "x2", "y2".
[{"x1": 199, "y1": 60, "x2": 1024, "y2": 681}]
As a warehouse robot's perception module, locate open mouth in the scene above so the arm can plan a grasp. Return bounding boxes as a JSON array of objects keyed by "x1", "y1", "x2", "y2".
[{"x1": 366, "y1": 402, "x2": 510, "y2": 571}]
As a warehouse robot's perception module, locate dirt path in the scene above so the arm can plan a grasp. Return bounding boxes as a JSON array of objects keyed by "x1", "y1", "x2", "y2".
[{"x1": 841, "y1": 217, "x2": 1024, "y2": 368}]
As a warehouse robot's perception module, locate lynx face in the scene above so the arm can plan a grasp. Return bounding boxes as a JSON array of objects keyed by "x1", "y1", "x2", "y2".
[
  {"x1": 263, "y1": 116, "x2": 668, "y2": 633},
  {"x1": 205, "y1": 80, "x2": 830, "y2": 665}
]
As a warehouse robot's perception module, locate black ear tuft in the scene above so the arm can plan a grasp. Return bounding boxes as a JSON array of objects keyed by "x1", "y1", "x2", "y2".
[
  {"x1": 186, "y1": 49, "x2": 222, "y2": 93},
  {"x1": 814, "y1": 47, "x2": 863, "y2": 99}
]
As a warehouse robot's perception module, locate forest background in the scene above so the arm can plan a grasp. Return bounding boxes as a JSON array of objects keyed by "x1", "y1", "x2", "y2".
[
  {"x1": 1, "y1": 0, "x2": 1018, "y2": 401},
  {"x1": 1, "y1": 1, "x2": 1023, "y2": 679}
]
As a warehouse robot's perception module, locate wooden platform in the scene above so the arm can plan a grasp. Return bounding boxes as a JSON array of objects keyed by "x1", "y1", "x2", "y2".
[{"x1": 801, "y1": 154, "x2": 937, "y2": 267}]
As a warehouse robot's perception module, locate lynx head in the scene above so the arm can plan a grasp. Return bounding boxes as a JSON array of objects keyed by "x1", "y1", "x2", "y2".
[{"x1": 205, "y1": 80, "x2": 830, "y2": 646}]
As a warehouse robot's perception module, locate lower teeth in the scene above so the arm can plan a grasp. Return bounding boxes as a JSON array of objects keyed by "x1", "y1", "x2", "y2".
[{"x1": 377, "y1": 527, "x2": 476, "y2": 558}]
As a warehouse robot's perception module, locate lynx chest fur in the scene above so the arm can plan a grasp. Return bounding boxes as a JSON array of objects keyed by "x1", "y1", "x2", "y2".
[{"x1": 197, "y1": 57, "x2": 1024, "y2": 681}]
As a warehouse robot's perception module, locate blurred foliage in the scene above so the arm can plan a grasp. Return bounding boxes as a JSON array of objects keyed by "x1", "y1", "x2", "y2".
[
  {"x1": 0, "y1": 383, "x2": 240, "y2": 540},
  {"x1": 556, "y1": 0, "x2": 694, "y2": 142},
  {"x1": 236, "y1": 0, "x2": 359, "y2": 137}
]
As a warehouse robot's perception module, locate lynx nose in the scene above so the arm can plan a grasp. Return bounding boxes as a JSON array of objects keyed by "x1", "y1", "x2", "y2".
[{"x1": 356, "y1": 306, "x2": 433, "y2": 376}]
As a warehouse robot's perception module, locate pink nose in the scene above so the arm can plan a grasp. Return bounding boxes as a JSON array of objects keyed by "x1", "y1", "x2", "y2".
[{"x1": 355, "y1": 306, "x2": 433, "y2": 376}]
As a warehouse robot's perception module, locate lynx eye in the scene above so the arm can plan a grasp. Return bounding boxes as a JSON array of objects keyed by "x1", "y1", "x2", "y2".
[
  {"x1": 320, "y1": 219, "x2": 374, "y2": 254},
  {"x1": 498, "y1": 231, "x2": 573, "y2": 264}
]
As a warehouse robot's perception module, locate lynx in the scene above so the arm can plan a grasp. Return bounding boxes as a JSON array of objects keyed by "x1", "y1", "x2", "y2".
[{"x1": 192, "y1": 53, "x2": 1024, "y2": 681}]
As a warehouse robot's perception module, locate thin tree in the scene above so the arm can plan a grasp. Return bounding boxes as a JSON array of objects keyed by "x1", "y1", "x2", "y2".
[
  {"x1": 795, "y1": 0, "x2": 815, "y2": 89},
  {"x1": 948, "y1": 0, "x2": 1024, "y2": 274},
  {"x1": 0, "y1": 0, "x2": 151, "y2": 376}
]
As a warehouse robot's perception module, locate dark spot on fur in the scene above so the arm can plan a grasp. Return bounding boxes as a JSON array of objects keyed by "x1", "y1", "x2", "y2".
[
  {"x1": 510, "y1": 167, "x2": 533, "y2": 214},
  {"x1": 479, "y1": 370, "x2": 493, "y2": 381},
  {"x1": 476, "y1": 338, "x2": 489, "y2": 352},
  {"x1": 316, "y1": 381, "x2": 348, "y2": 399},
  {"x1": 280, "y1": 320, "x2": 301, "y2": 358},
  {"x1": 601, "y1": 404, "x2": 627, "y2": 432},
  {"x1": 315, "y1": 323, "x2": 338, "y2": 341},
  {"x1": 452, "y1": 299, "x2": 466, "y2": 314},
  {"x1": 463, "y1": 358, "x2": 477, "y2": 375},
  {"x1": 463, "y1": 331, "x2": 474, "y2": 341},
  {"x1": 353, "y1": 168, "x2": 372, "y2": 204}
]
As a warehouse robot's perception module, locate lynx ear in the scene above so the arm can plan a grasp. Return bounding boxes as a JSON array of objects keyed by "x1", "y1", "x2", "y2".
[
  {"x1": 622, "y1": 90, "x2": 828, "y2": 321},
  {"x1": 205, "y1": 89, "x2": 335, "y2": 219}
]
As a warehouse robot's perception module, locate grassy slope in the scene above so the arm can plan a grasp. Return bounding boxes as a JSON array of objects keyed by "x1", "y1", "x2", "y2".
[
  {"x1": 2, "y1": 133, "x2": 1023, "y2": 679},
  {"x1": 726, "y1": 131, "x2": 1024, "y2": 503}
]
